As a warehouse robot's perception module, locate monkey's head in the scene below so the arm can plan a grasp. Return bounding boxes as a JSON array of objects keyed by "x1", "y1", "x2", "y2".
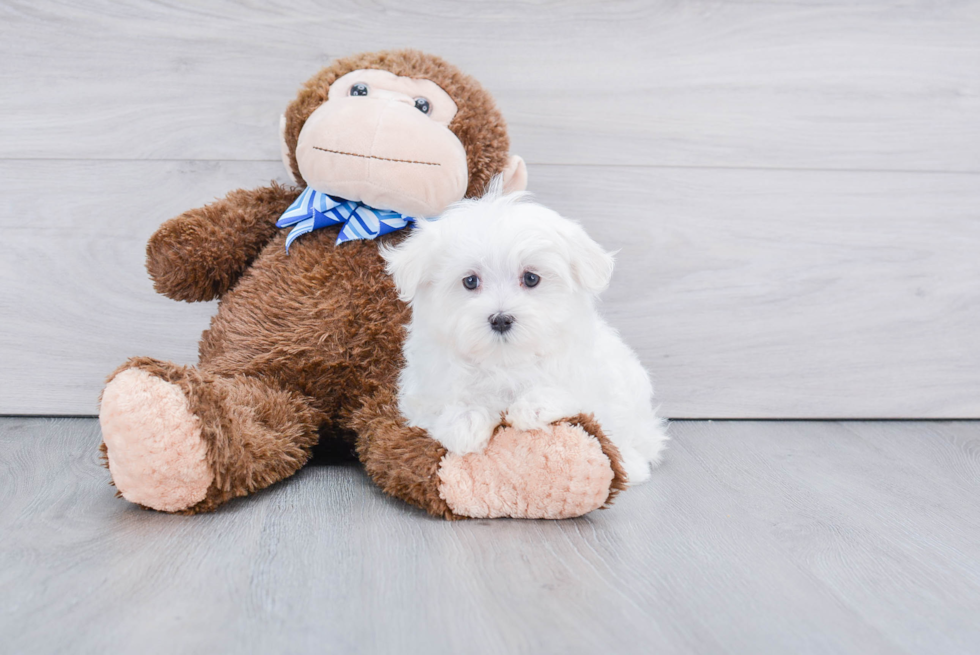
[{"x1": 280, "y1": 50, "x2": 526, "y2": 219}]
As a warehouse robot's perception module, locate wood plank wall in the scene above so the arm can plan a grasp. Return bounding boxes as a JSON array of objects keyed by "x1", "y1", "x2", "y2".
[{"x1": 1, "y1": 1, "x2": 978, "y2": 417}]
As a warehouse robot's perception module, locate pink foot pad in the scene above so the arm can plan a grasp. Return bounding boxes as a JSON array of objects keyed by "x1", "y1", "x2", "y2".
[
  {"x1": 99, "y1": 369, "x2": 212, "y2": 512},
  {"x1": 437, "y1": 422, "x2": 615, "y2": 519}
]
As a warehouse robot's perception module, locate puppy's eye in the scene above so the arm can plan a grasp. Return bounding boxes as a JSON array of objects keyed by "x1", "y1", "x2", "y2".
[
  {"x1": 414, "y1": 97, "x2": 430, "y2": 114},
  {"x1": 350, "y1": 83, "x2": 369, "y2": 96},
  {"x1": 462, "y1": 275, "x2": 480, "y2": 291},
  {"x1": 522, "y1": 271, "x2": 540, "y2": 288}
]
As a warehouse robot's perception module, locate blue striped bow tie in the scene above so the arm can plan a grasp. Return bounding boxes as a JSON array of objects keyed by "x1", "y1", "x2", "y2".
[{"x1": 276, "y1": 187, "x2": 417, "y2": 252}]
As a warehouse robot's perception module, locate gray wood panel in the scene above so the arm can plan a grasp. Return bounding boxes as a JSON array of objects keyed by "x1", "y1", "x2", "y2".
[
  {"x1": 2, "y1": 417, "x2": 978, "y2": 654},
  {"x1": 2, "y1": 161, "x2": 978, "y2": 417},
  {"x1": 0, "y1": 1, "x2": 978, "y2": 171},
  {"x1": 2, "y1": 1, "x2": 979, "y2": 417}
]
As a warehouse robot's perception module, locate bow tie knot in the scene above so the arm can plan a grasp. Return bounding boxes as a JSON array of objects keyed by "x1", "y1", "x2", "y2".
[{"x1": 276, "y1": 187, "x2": 417, "y2": 251}]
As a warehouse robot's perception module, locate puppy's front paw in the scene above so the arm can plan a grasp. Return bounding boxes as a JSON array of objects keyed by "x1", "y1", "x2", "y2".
[
  {"x1": 431, "y1": 405, "x2": 498, "y2": 455},
  {"x1": 505, "y1": 388, "x2": 578, "y2": 431},
  {"x1": 505, "y1": 404, "x2": 552, "y2": 431}
]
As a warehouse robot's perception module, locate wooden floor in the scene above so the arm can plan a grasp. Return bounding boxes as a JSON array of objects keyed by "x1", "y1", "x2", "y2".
[{"x1": 2, "y1": 418, "x2": 978, "y2": 654}]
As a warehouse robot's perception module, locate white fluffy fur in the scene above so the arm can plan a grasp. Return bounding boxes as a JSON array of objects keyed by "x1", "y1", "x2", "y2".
[{"x1": 382, "y1": 185, "x2": 668, "y2": 484}]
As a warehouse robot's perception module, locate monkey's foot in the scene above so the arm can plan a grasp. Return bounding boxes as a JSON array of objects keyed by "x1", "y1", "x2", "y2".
[
  {"x1": 100, "y1": 368, "x2": 212, "y2": 512},
  {"x1": 437, "y1": 416, "x2": 627, "y2": 519}
]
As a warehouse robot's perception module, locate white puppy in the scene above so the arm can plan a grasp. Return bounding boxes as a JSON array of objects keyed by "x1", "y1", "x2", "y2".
[{"x1": 382, "y1": 187, "x2": 668, "y2": 484}]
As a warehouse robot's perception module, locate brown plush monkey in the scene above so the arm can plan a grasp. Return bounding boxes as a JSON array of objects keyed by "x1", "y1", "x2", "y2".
[{"x1": 98, "y1": 50, "x2": 627, "y2": 519}]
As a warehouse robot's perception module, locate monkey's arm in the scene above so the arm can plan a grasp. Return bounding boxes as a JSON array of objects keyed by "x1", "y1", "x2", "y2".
[{"x1": 146, "y1": 183, "x2": 300, "y2": 302}]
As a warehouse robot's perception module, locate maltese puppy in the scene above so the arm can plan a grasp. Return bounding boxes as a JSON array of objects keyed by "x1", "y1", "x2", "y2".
[{"x1": 382, "y1": 187, "x2": 667, "y2": 484}]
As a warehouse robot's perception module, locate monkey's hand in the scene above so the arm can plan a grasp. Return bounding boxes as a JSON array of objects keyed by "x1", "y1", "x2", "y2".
[{"x1": 146, "y1": 183, "x2": 299, "y2": 302}]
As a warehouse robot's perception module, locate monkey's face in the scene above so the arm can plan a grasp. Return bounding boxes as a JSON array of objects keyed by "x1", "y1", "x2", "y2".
[{"x1": 293, "y1": 69, "x2": 469, "y2": 218}]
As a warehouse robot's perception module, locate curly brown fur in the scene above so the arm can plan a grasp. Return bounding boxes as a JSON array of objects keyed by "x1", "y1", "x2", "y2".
[
  {"x1": 147, "y1": 183, "x2": 299, "y2": 302},
  {"x1": 353, "y1": 388, "x2": 459, "y2": 520},
  {"x1": 105, "y1": 356, "x2": 323, "y2": 513},
  {"x1": 104, "y1": 225, "x2": 465, "y2": 516},
  {"x1": 196, "y1": 226, "x2": 465, "y2": 515},
  {"x1": 283, "y1": 49, "x2": 511, "y2": 199}
]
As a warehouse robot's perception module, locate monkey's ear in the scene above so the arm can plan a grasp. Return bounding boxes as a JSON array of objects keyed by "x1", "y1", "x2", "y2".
[
  {"x1": 501, "y1": 155, "x2": 527, "y2": 193},
  {"x1": 279, "y1": 115, "x2": 298, "y2": 184}
]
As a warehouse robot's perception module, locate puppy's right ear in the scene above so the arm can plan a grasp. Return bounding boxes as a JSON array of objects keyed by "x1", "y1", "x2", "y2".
[{"x1": 381, "y1": 222, "x2": 439, "y2": 302}]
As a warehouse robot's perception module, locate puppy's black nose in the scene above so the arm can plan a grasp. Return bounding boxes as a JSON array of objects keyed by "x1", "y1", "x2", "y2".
[{"x1": 489, "y1": 313, "x2": 515, "y2": 333}]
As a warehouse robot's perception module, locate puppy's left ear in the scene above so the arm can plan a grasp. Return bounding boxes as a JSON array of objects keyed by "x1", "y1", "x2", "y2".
[
  {"x1": 381, "y1": 222, "x2": 439, "y2": 302},
  {"x1": 559, "y1": 221, "x2": 615, "y2": 295}
]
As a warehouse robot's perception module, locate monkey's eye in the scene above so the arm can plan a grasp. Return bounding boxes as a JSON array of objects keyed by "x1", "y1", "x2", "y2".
[
  {"x1": 414, "y1": 97, "x2": 431, "y2": 114},
  {"x1": 522, "y1": 271, "x2": 540, "y2": 288},
  {"x1": 462, "y1": 275, "x2": 480, "y2": 290},
  {"x1": 349, "y1": 83, "x2": 369, "y2": 97}
]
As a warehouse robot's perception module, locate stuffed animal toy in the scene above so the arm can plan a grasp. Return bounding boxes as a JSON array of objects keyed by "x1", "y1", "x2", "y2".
[{"x1": 98, "y1": 49, "x2": 628, "y2": 519}]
